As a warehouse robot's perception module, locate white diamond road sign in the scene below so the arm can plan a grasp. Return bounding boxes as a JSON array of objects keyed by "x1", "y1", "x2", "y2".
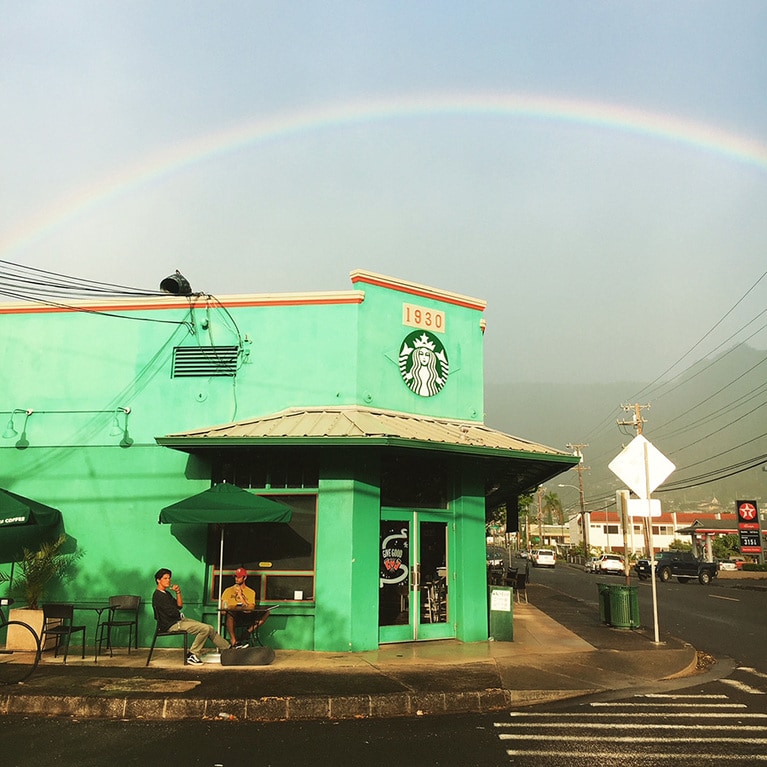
[
  {"x1": 627, "y1": 498, "x2": 662, "y2": 518},
  {"x1": 608, "y1": 434, "x2": 675, "y2": 499}
]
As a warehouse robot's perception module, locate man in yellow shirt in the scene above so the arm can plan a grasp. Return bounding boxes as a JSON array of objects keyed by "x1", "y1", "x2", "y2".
[{"x1": 221, "y1": 567, "x2": 257, "y2": 648}]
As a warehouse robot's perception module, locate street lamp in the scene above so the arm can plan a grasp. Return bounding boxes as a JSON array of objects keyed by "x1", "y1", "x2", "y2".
[{"x1": 558, "y1": 481, "x2": 590, "y2": 554}]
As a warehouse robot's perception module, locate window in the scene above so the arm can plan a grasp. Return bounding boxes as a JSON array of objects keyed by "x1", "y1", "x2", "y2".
[
  {"x1": 380, "y1": 454, "x2": 449, "y2": 508},
  {"x1": 214, "y1": 450, "x2": 318, "y2": 489},
  {"x1": 207, "y1": 494, "x2": 317, "y2": 603},
  {"x1": 603, "y1": 525, "x2": 619, "y2": 534}
]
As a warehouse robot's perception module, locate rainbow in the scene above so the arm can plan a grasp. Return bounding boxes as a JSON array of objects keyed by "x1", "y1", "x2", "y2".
[{"x1": 3, "y1": 92, "x2": 766, "y2": 260}]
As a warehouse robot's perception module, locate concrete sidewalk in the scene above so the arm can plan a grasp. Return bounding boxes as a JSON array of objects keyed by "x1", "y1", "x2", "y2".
[{"x1": 0, "y1": 581, "x2": 701, "y2": 721}]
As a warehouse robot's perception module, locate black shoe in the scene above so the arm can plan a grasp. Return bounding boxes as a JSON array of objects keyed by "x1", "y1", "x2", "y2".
[
  {"x1": 186, "y1": 653, "x2": 203, "y2": 665},
  {"x1": 234, "y1": 641, "x2": 249, "y2": 649}
]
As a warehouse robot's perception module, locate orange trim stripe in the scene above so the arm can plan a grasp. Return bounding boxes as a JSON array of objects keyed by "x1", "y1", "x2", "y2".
[
  {"x1": 350, "y1": 273, "x2": 486, "y2": 311},
  {"x1": 0, "y1": 294, "x2": 365, "y2": 315}
]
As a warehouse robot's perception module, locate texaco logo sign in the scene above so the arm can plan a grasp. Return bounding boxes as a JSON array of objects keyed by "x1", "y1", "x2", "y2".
[
  {"x1": 398, "y1": 330, "x2": 449, "y2": 397},
  {"x1": 738, "y1": 501, "x2": 757, "y2": 522}
]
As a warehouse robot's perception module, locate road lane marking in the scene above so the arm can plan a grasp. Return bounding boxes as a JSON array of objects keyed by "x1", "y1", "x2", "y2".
[{"x1": 709, "y1": 594, "x2": 739, "y2": 601}]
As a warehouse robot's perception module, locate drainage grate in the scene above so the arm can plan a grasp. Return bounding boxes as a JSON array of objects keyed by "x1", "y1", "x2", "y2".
[{"x1": 172, "y1": 346, "x2": 239, "y2": 377}]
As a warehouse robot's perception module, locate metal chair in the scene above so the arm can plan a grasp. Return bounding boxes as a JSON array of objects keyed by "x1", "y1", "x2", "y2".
[
  {"x1": 42, "y1": 604, "x2": 86, "y2": 663},
  {"x1": 97, "y1": 595, "x2": 141, "y2": 656},
  {"x1": 145, "y1": 607, "x2": 188, "y2": 666}
]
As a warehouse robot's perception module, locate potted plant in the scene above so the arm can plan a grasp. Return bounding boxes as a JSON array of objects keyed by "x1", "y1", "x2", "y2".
[{"x1": 7, "y1": 535, "x2": 83, "y2": 650}]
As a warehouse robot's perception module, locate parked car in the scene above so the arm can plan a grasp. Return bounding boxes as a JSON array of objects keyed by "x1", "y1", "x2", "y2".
[
  {"x1": 634, "y1": 550, "x2": 718, "y2": 585},
  {"x1": 486, "y1": 547, "x2": 506, "y2": 567},
  {"x1": 594, "y1": 554, "x2": 625, "y2": 575},
  {"x1": 718, "y1": 557, "x2": 745, "y2": 571},
  {"x1": 531, "y1": 548, "x2": 556, "y2": 568},
  {"x1": 585, "y1": 557, "x2": 600, "y2": 573}
]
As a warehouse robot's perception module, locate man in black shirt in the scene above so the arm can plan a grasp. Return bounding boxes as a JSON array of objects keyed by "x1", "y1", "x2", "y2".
[{"x1": 153, "y1": 568, "x2": 229, "y2": 665}]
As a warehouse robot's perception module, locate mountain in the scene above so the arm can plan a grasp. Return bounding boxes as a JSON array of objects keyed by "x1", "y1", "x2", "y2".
[{"x1": 485, "y1": 345, "x2": 767, "y2": 512}]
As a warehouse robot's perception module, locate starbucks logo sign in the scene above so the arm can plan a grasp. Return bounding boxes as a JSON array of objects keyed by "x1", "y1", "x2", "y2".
[{"x1": 398, "y1": 330, "x2": 449, "y2": 397}]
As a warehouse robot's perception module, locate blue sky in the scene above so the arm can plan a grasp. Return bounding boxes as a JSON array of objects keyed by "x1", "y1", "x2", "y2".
[{"x1": 2, "y1": 1, "x2": 766, "y2": 389}]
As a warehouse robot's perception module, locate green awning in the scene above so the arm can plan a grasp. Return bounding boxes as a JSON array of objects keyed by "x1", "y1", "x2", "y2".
[
  {"x1": 159, "y1": 482, "x2": 292, "y2": 525},
  {"x1": 0, "y1": 488, "x2": 65, "y2": 563}
]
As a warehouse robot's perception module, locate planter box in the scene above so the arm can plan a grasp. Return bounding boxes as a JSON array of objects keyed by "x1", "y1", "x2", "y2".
[{"x1": 6, "y1": 607, "x2": 58, "y2": 651}]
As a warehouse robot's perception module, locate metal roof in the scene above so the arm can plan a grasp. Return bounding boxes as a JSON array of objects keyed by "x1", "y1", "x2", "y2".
[
  {"x1": 156, "y1": 405, "x2": 573, "y2": 460},
  {"x1": 676, "y1": 519, "x2": 740, "y2": 534}
]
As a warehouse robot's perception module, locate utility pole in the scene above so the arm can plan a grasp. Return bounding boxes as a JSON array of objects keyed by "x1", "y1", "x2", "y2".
[
  {"x1": 566, "y1": 443, "x2": 590, "y2": 555},
  {"x1": 617, "y1": 403, "x2": 651, "y2": 435}
]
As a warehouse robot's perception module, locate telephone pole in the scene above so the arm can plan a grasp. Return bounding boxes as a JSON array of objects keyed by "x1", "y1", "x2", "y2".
[
  {"x1": 617, "y1": 403, "x2": 651, "y2": 435},
  {"x1": 566, "y1": 443, "x2": 590, "y2": 554}
]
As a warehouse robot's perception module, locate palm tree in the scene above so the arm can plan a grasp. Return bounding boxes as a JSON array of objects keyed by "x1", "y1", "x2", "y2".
[{"x1": 543, "y1": 491, "x2": 564, "y2": 526}]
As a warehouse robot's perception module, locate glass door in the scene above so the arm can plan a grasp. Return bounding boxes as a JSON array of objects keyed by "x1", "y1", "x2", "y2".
[{"x1": 379, "y1": 510, "x2": 453, "y2": 643}]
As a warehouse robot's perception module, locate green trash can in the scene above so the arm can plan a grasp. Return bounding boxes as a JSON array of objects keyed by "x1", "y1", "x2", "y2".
[
  {"x1": 597, "y1": 582, "x2": 611, "y2": 625},
  {"x1": 488, "y1": 585, "x2": 514, "y2": 641},
  {"x1": 608, "y1": 584, "x2": 640, "y2": 629}
]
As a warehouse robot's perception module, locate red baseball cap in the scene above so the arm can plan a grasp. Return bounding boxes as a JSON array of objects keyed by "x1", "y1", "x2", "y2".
[{"x1": 235, "y1": 567, "x2": 247, "y2": 577}]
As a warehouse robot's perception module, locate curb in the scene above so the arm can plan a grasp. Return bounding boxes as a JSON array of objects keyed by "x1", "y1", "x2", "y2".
[{"x1": 1, "y1": 688, "x2": 519, "y2": 721}]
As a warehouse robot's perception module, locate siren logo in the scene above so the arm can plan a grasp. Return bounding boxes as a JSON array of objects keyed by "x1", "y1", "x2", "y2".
[{"x1": 398, "y1": 330, "x2": 449, "y2": 397}]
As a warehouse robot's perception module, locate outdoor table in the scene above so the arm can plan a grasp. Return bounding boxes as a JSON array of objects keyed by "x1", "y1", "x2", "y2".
[
  {"x1": 218, "y1": 605, "x2": 279, "y2": 647},
  {"x1": 50, "y1": 603, "x2": 116, "y2": 662}
]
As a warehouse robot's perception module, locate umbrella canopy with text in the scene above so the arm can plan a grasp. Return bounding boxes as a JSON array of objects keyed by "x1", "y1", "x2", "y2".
[{"x1": 0, "y1": 488, "x2": 66, "y2": 563}]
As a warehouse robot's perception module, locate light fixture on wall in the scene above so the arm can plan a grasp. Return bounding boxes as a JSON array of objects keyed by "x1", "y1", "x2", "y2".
[
  {"x1": 2, "y1": 409, "x2": 33, "y2": 440},
  {"x1": 110, "y1": 406, "x2": 133, "y2": 448},
  {"x1": 2, "y1": 406, "x2": 133, "y2": 448}
]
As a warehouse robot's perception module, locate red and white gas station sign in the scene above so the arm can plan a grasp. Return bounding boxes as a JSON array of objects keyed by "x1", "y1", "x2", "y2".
[{"x1": 736, "y1": 499, "x2": 762, "y2": 554}]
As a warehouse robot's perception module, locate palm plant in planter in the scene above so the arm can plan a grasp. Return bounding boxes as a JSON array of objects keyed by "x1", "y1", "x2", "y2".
[
  {"x1": 6, "y1": 535, "x2": 83, "y2": 650},
  {"x1": 15, "y1": 534, "x2": 83, "y2": 609}
]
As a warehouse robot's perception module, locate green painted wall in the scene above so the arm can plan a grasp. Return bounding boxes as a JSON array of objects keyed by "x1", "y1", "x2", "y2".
[{"x1": 1, "y1": 275, "x2": 493, "y2": 651}]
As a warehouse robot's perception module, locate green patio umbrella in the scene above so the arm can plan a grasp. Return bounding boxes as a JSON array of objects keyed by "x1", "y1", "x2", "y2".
[
  {"x1": 159, "y1": 482, "x2": 292, "y2": 630},
  {"x1": 0, "y1": 488, "x2": 65, "y2": 564}
]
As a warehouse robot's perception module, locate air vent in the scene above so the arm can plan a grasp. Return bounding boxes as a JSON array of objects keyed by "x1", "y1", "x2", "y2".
[{"x1": 172, "y1": 346, "x2": 238, "y2": 378}]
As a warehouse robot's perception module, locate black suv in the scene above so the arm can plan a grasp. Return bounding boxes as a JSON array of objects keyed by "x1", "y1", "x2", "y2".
[{"x1": 634, "y1": 551, "x2": 718, "y2": 585}]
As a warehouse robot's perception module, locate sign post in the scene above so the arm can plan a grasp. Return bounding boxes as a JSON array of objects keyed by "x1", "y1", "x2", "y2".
[{"x1": 609, "y1": 435, "x2": 675, "y2": 644}]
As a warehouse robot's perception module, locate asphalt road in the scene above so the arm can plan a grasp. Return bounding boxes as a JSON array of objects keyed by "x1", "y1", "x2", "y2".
[
  {"x1": 526, "y1": 558, "x2": 766, "y2": 670},
  {"x1": 2, "y1": 558, "x2": 762, "y2": 767}
]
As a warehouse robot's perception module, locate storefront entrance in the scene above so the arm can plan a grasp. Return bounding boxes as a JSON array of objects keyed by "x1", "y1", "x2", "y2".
[{"x1": 378, "y1": 510, "x2": 454, "y2": 643}]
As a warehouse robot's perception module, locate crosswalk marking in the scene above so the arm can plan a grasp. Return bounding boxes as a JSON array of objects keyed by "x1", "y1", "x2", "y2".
[
  {"x1": 739, "y1": 666, "x2": 767, "y2": 680},
  {"x1": 496, "y1": 676, "x2": 767, "y2": 764},
  {"x1": 495, "y1": 723, "x2": 767, "y2": 731},
  {"x1": 507, "y1": 711, "x2": 767, "y2": 718},
  {"x1": 499, "y1": 734, "x2": 767, "y2": 744},
  {"x1": 589, "y1": 701, "x2": 748, "y2": 708},
  {"x1": 634, "y1": 693, "x2": 729, "y2": 699},
  {"x1": 505, "y1": 751, "x2": 767, "y2": 761}
]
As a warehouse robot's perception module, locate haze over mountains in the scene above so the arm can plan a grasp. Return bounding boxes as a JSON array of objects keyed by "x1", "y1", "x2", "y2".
[{"x1": 485, "y1": 344, "x2": 767, "y2": 515}]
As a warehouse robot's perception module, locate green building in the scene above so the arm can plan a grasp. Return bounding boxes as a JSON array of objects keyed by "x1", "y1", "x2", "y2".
[{"x1": 1, "y1": 270, "x2": 577, "y2": 651}]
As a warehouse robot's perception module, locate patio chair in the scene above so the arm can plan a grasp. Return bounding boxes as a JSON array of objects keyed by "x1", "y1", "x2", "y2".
[
  {"x1": 97, "y1": 595, "x2": 141, "y2": 656},
  {"x1": 42, "y1": 603, "x2": 86, "y2": 663},
  {"x1": 145, "y1": 608, "x2": 189, "y2": 666}
]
